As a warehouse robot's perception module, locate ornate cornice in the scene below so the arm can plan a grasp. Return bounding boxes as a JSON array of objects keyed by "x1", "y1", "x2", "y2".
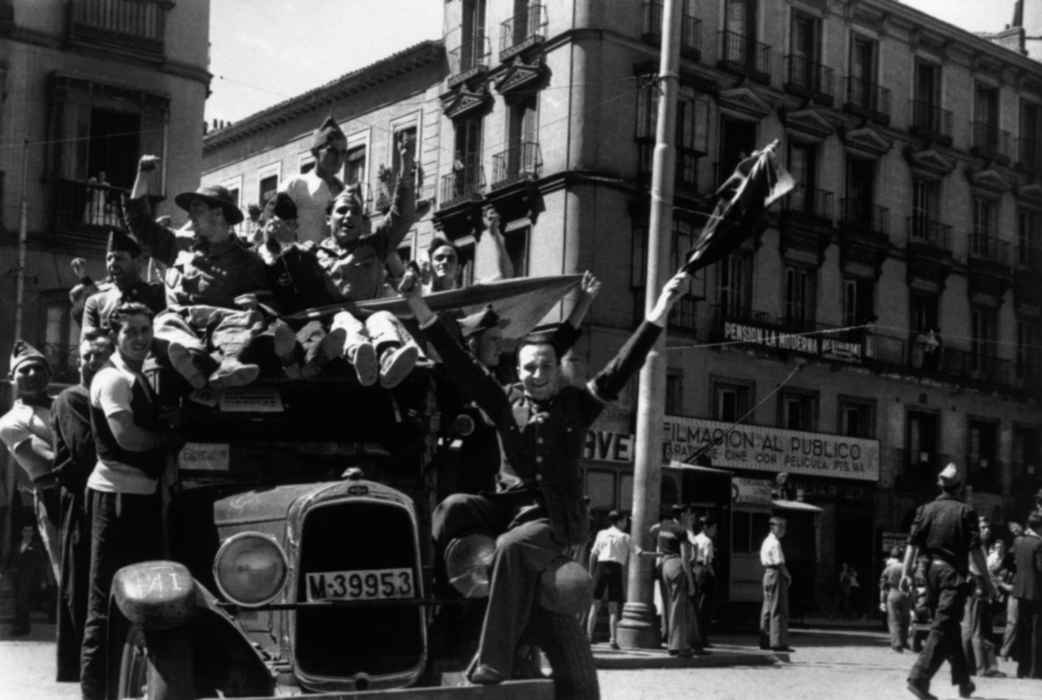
[
  {"x1": 493, "y1": 57, "x2": 545, "y2": 97},
  {"x1": 779, "y1": 108, "x2": 834, "y2": 142},
  {"x1": 965, "y1": 167, "x2": 1013, "y2": 195},
  {"x1": 840, "y1": 126, "x2": 892, "y2": 159},
  {"x1": 904, "y1": 147, "x2": 956, "y2": 178},
  {"x1": 440, "y1": 84, "x2": 491, "y2": 120},
  {"x1": 717, "y1": 87, "x2": 772, "y2": 121}
]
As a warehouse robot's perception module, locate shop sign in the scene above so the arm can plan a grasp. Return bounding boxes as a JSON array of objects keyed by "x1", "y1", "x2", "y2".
[
  {"x1": 732, "y1": 477, "x2": 774, "y2": 509},
  {"x1": 722, "y1": 320, "x2": 863, "y2": 362},
  {"x1": 881, "y1": 531, "x2": 907, "y2": 556},
  {"x1": 583, "y1": 430, "x2": 635, "y2": 463},
  {"x1": 662, "y1": 417, "x2": 880, "y2": 482}
]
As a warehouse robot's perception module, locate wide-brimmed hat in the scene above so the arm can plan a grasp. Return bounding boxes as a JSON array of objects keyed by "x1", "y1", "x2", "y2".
[{"x1": 174, "y1": 185, "x2": 244, "y2": 225}]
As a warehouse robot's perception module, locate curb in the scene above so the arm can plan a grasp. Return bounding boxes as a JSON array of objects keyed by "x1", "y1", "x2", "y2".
[{"x1": 591, "y1": 644, "x2": 784, "y2": 670}]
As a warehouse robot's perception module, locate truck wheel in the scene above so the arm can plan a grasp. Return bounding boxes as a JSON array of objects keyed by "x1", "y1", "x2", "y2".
[
  {"x1": 527, "y1": 608, "x2": 600, "y2": 700},
  {"x1": 117, "y1": 623, "x2": 196, "y2": 700}
]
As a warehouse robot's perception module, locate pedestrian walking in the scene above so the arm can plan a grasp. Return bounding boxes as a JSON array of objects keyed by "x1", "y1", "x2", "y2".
[
  {"x1": 902, "y1": 463, "x2": 995, "y2": 700},
  {"x1": 1001, "y1": 522, "x2": 1024, "y2": 660},
  {"x1": 652, "y1": 505, "x2": 700, "y2": 656},
  {"x1": 691, "y1": 516, "x2": 718, "y2": 648},
  {"x1": 587, "y1": 510, "x2": 639, "y2": 650},
  {"x1": 760, "y1": 516, "x2": 793, "y2": 652},
  {"x1": 1011, "y1": 511, "x2": 1042, "y2": 679},
  {"x1": 881, "y1": 546, "x2": 911, "y2": 652}
]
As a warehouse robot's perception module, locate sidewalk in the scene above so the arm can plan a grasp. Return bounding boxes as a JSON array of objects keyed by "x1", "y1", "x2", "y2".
[{"x1": 591, "y1": 639, "x2": 785, "y2": 669}]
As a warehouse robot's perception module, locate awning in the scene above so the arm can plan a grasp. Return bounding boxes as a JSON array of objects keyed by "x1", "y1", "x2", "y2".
[{"x1": 772, "y1": 499, "x2": 823, "y2": 514}]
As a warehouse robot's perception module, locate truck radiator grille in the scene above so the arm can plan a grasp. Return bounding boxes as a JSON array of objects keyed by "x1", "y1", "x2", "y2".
[{"x1": 295, "y1": 501, "x2": 424, "y2": 679}]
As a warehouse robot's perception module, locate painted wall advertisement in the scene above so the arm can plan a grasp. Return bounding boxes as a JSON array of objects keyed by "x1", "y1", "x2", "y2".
[{"x1": 584, "y1": 418, "x2": 880, "y2": 484}]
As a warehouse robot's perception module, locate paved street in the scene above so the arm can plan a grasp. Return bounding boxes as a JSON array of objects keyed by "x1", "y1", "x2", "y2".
[{"x1": 3, "y1": 620, "x2": 1041, "y2": 700}]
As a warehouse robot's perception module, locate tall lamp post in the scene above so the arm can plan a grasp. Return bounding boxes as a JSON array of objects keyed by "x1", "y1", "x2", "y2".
[{"x1": 616, "y1": 0, "x2": 682, "y2": 650}]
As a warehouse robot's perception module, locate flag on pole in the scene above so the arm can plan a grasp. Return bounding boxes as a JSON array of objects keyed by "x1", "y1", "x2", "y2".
[{"x1": 682, "y1": 140, "x2": 794, "y2": 273}]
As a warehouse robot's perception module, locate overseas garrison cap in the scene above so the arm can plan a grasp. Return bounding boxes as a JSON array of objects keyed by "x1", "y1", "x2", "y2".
[
  {"x1": 938, "y1": 462, "x2": 961, "y2": 487},
  {"x1": 106, "y1": 229, "x2": 142, "y2": 257},
  {"x1": 458, "y1": 305, "x2": 509, "y2": 339},
  {"x1": 9, "y1": 339, "x2": 49, "y2": 376},
  {"x1": 312, "y1": 115, "x2": 346, "y2": 151},
  {"x1": 334, "y1": 183, "x2": 366, "y2": 212}
]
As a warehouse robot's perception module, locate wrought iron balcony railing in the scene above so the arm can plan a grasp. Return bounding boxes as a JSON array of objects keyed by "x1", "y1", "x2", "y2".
[
  {"x1": 492, "y1": 142, "x2": 542, "y2": 189},
  {"x1": 782, "y1": 184, "x2": 833, "y2": 220},
  {"x1": 1017, "y1": 243, "x2": 1042, "y2": 272},
  {"x1": 784, "y1": 55, "x2": 833, "y2": 101},
  {"x1": 910, "y1": 100, "x2": 953, "y2": 141},
  {"x1": 844, "y1": 77, "x2": 891, "y2": 119},
  {"x1": 1016, "y1": 136, "x2": 1041, "y2": 170},
  {"x1": 70, "y1": 0, "x2": 166, "y2": 55},
  {"x1": 968, "y1": 234, "x2": 1011, "y2": 267},
  {"x1": 448, "y1": 36, "x2": 491, "y2": 82},
  {"x1": 635, "y1": 289, "x2": 698, "y2": 333},
  {"x1": 840, "y1": 199, "x2": 890, "y2": 236},
  {"x1": 439, "y1": 160, "x2": 485, "y2": 209},
  {"x1": 52, "y1": 179, "x2": 129, "y2": 240},
  {"x1": 971, "y1": 122, "x2": 1010, "y2": 159},
  {"x1": 907, "y1": 216, "x2": 952, "y2": 252},
  {"x1": 719, "y1": 31, "x2": 771, "y2": 82},
  {"x1": 642, "y1": 1, "x2": 701, "y2": 58},
  {"x1": 500, "y1": 2, "x2": 547, "y2": 57}
]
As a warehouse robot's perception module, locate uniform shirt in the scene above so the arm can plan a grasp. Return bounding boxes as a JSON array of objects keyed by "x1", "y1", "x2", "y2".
[
  {"x1": 591, "y1": 525, "x2": 636, "y2": 566},
  {"x1": 0, "y1": 400, "x2": 53, "y2": 483},
  {"x1": 88, "y1": 354, "x2": 163, "y2": 495},
  {"x1": 122, "y1": 195, "x2": 268, "y2": 309},
  {"x1": 422, "y1": 315, "x2": 663, "y2": 546},
  {"x1": 760, "y1": 531, "x2": 785, "y2": 567},
  {"x1": 313, "y1": 175, "x2": 415, "y2": 302},
  {"x1": 691, "y1": 531, "x2": 715, "y2": 569},
  {"x1": 280, "y1": 171, "x2": 343, "y2": 245},
  {"x1": 907, "y1": 493, "x2": 981, "y2": 576},
  {"x1": 880, "y1": 558, "x2": 903, "y2": 591},
  {"x1": 50, "y1": 384, "x2": 97, "y2": 491},
  {"x1": 81, "y1": 280, "x2": 166, "y2": 339}
]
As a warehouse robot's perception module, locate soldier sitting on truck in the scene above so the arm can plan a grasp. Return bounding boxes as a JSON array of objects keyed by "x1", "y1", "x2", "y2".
[
  {"x1": 401, "y1": 264, "x2": 690, "y2": 685},
  {"x1": 123, "y1": 155, "x2": 296, "y2": 390}
]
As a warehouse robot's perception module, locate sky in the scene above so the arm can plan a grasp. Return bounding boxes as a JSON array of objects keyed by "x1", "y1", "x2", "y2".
[{"x1": 204, "y1": 0, "x2": 1022, "y2": 125}]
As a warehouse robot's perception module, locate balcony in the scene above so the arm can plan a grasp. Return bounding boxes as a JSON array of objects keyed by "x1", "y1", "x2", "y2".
[
  {"x1": 783, "y1": 55, "x2": 833, "y2": 106},
  {"x1": 52, "y1": 179, "x2": 129, "y2": 247},
  {"x1": 862, "y1": 332, "x2": 1016, "y2": 391},
  {"x1": 840, "y1": 199, "x2": 890, "y2": 237},
  {"x1": 968, "y1": 234, "x2": 1011, "y2": 267},
  {"x1": 718, "y1": 31, "x2": 771, "y2": 84},
  {"x1": 448, "y1": 36, "x2": 491, "y2": 86},
  {"x1": 69, "y1": 0, "x2": 166, "y2": 58},
  {"x1": 909, "y1": 100, "x2": 953, "y2": 146},
  {"x1": 492, "y1": 142, "x2": 541, "y2": 190},
  {"x1": 1016, "y1": 136, "x2": 1041, "y2": 172},
  {"x1": 439, "y1": 160, "x2": 485, "y2": 210},
  {"x1": 642, "y1": 1, "x2": 701, "y2": 61},
  {"x1": 1014, "y1": 244, "x2": 1042, "y2": 310},
  {"x1": 843, "y1": 77, "x2": 891, "y2": 125},
  {"x1": 41, "y1": 342, "x2": 79, "y2": 386},
  {"x1": 907, "y1": 217, "x2": 952, "y2": 253},
  {"x1": 500, "y1": 3, "x2": 547, "y2": 61},
  {"x1": 1016, "y1": 244, "x2": 1042, "y2": 273},
  {"x1": 782, "y1": 184, "x2": 833, "y2": 220},
  {"x1": 971, "y1": 122, "x2": 1011, "y2": 164}
]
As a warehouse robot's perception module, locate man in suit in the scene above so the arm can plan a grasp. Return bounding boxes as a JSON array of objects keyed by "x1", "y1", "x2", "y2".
[{"x1": 1012, "y1": 511, "x2": 1042, "y2": 679}]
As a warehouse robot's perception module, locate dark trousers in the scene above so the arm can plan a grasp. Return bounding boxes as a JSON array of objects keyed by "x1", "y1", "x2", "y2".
[
  {"x1": 760, "y1": 568, "x2": 789, "y2": 648},
  {"x1": 1015, "y1": 597, "x2": 1042, "y2": 679},
  {"x1": 432, "y1": 493, "x2": 560, "y2": 678},
  {"x1": 694, "y1": 570, "x2": 715, "y2": 645},
  {"x1": 10, "y1": 563, "x2": 36, "y2": 633},
  {"x1": 56, "y1": 483, "x2": 91, "y2": 681},
  {"x1": 80, "y1": 490, "x2": 161, "y2": 700},
  {"x1": 908, "y1": 561, "x2": 971, "y2": 689}
]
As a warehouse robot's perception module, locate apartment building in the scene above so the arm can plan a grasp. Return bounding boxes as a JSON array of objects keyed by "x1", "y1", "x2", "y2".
[{"x1": 199, "y1": 0, "x2": 1042, "y2": 616}]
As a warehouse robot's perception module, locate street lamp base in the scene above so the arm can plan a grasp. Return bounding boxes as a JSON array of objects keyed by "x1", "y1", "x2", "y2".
[{"x1": 615, "y1": 602, "x2": 661, "y2": 649}]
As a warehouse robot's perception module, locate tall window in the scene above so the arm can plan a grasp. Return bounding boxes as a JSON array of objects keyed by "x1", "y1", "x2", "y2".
[
  {"x1": 666, "y1": 371, "x2": 684, "y2": 416},
  {"x1": 910, "y1": 293, "x2": 938, "y2": 335},
  {"x1": 838, "y1": 398, "x2": 875, "y2": 438},
  {"x1": 849, "y1": 33, "x2": 877, "y2": 105},
  {"x1": 973, "y1": 197, "x2": 994, "y2": 238},
  {"x1": 968, "y1": 420, "x2": 998, "y2": 487},
  {"x1": 790, "y1": 11, "x2": 822, "y2": 88},
  {"x1": 971, "y1": 307, "x2": 998, "y2": 370},
  {"x1": 842, "y1": 278, "x2": 874, "y2": 327},
  {"x1": 505, "y1": 225, "x2": 529, "y2": 277},
  {"x1": 915, "y1": 59, "x2": 941, "y2": 110},
  {"x1": 259, "y1": 175, "x2": 278, "y2": 209},
  {"x1": 452, "y1": 119, "x2": 483, "y2": 198},
  {"x1": 718, "y1": 118, "x2": 757, "y2": 186},
  {"x1": 345, "y1": 145, "x2": 366, "y2": 186},
  {"x1": 716, "y1": 253, "x2": 752, "y2": 314},
  {"x1": 788, "y1": 141, "x2": 818, "y2": 213},
  {"x1": 713, "y1": 380, "x2": 752, "y2": 422},
  {"x1": 784, "y1": 266, "x2": 816, "y2": 328},
  {"x1": 906, "y1": 411, "x2": 939, "y2": 478},
  {"x1": 1018, "y1": 209, "x2": 1041, "y2": 267},
  {"x1": 1016, "y1": 317, "x2": 1040, "y2": 381},
  {"x1": 460, "y1": 0, "x2": 487, "y2": 71},
  {"x1": 779, "y1": 391, "x2": 817, "y2": 431},
  {"x1": 39, "y1": 293, "x2": 80, "y2": 383},
  {"x1": 1013, "y1": 427, "x2": 1041, "y2": 479},
  {"x1": 975, "y1": 84, "x2": 1000, "y2": 130},
  {"x1": 725, "y1": 0, "x2": 758, "y2": 41},
  {"x1": 911, "y1": 178, "x2": 939, "y2": 240},
  {"x1": 1020, "y1": 99, "x2": 1041, "y2": 166},
  {"x1": 845, "y1": 157, "x2": 874, "y2": 222},
  {"x1": 506, "y1": 97, "x2": 538, "y2": 180}
]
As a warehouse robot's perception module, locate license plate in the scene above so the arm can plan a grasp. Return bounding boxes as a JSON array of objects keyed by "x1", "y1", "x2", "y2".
[{"x1": 305, "y1": 568, "x2": 415, "y2": 602}]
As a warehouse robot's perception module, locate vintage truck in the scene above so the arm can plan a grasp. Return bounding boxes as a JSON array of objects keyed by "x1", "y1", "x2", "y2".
[{"x1": 104, "y1": 279, "x2": 598, "y2": 700}]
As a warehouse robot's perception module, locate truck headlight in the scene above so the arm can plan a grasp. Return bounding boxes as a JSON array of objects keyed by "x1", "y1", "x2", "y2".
[
  {"x1": 444, "y1": 533, "x2": 496, "y2": 598},
  {"x1": 213, "y1": 533, "x2": 288, "y2": 607}
]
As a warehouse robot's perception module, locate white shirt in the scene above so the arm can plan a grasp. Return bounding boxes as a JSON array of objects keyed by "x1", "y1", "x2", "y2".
[
  {"x1": 280, "y1": 171, "x2": 344, "y2": 245},
  {"x1": 760, "y1": 531, "x2": 786, "y2": 567},
  {"x1": 692, "y1": 531, "x2": 715, "y2": 568},
  {"x1": 591, "y1": 525, "x2": 637, "y2": 566},
  {"x1": 0, "y1": 400, "x2": 52, "y2": 482},
  {"x1": 88, "y1": 354, "x2": 158, "y2": 495}
]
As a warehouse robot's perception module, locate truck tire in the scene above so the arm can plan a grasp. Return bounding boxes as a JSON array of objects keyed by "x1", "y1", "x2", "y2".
[
  {"x1": 117, "y1": 623, "x2": 196, "y2": 700},
  {"x1": 526, "y1": 607, "x2": 600, "y2": 700}
]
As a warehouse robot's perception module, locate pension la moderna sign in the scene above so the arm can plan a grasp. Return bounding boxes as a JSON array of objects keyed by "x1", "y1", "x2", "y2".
[
  {"x1": 722, "y1": 320, "x2": 863, "y2": 362},
  {"x1": 664, "y1": 417, "x2": 879, "y2": 482}
]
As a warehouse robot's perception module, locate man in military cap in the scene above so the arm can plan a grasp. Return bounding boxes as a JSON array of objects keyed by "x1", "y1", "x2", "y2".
[
  {"x1": 80, "y1": 229, "x2": 166, "y2": 339},
  {"x1": 0, "y1": 341, "x2": 60, "y2": 579},
  {"x1": 280, "y1": 114, "x2": 348, "y2": 244},
  {"x1": 123, "y1": 155, "x2": 278, "y2": 389},
  {"x1": 903, "y1": 463, "x2": 996, "y2": 700}
]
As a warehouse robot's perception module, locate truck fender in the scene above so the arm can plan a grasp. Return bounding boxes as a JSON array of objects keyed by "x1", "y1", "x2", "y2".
[{"x1": 113, "y1": 561, "x2": 197, "y2": 630}]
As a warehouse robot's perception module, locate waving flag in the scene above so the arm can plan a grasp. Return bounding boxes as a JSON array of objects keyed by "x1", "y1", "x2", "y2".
[{"x1": 682, "y1": 140, "x2": 794, "y2": 273}]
